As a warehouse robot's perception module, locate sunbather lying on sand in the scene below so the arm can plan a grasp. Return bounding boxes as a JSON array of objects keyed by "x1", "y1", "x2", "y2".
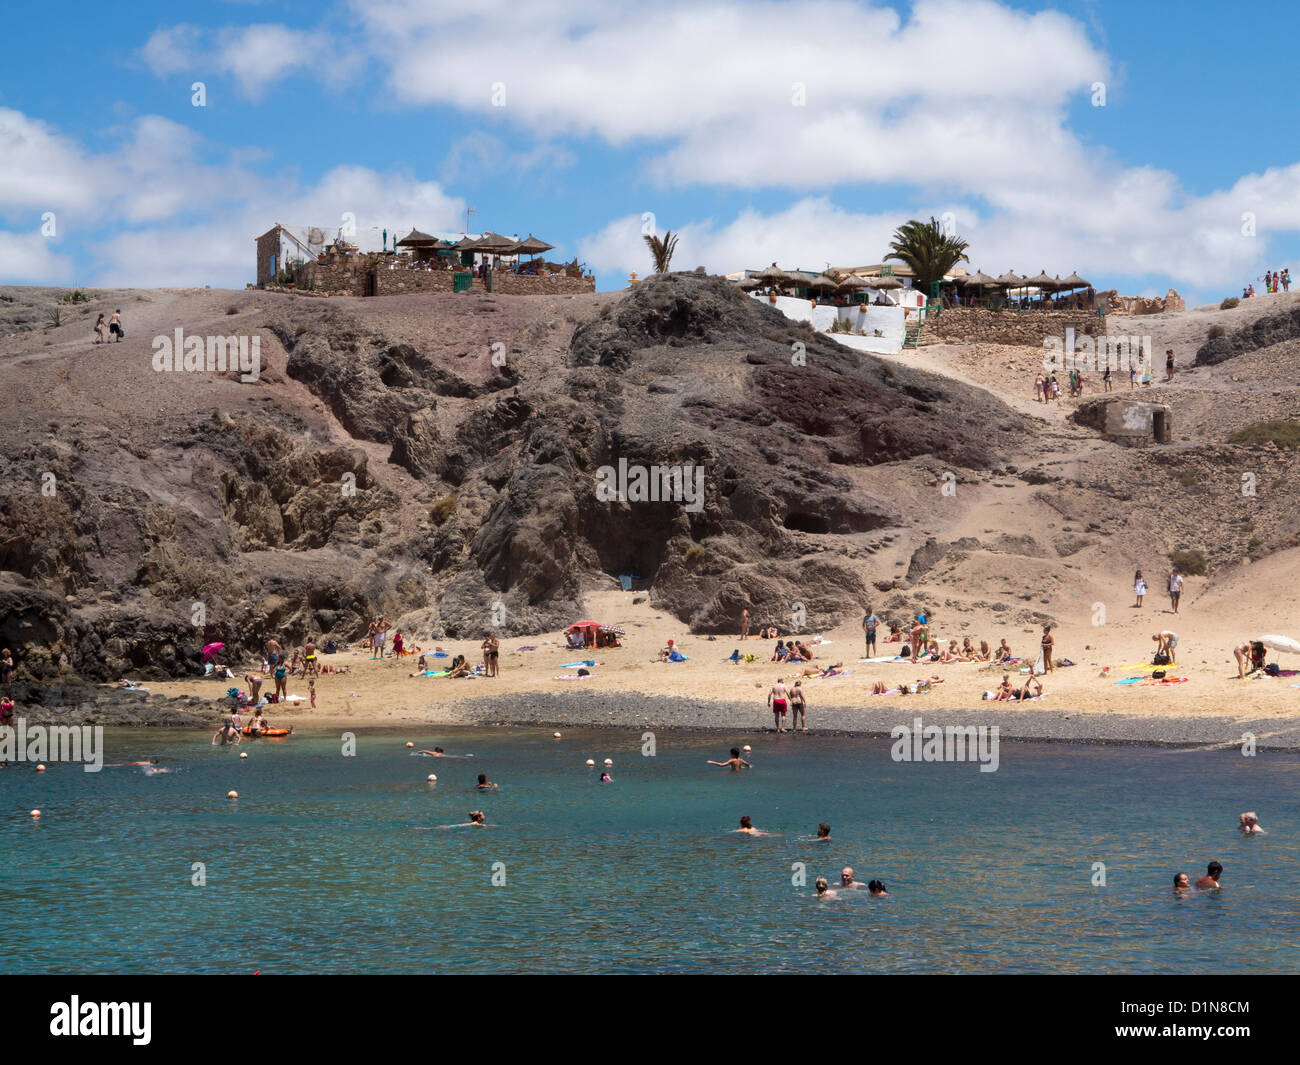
[
  {"x1": 870, "y1": 680, "x2": 891, "y2": 695},
  {"x1": 939, "y1": 641, "x2": 970, "y2": 664},
  {"x1": 818, "y1": 661, "x2": 845, "y2": 678}
]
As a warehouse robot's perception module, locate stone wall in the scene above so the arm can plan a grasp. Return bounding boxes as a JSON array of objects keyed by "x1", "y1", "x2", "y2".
[
  {"x1": 295, "y1": 259, "x2": 368, "y2": 297},
  {"x1": 373, "y1": 268, "x2": 457, "y2": 296},
  {"x1": 1097, "y1": 288, "x2": 1185, "y2": 315},
  {"x1": 284, "y1": 258, "x2": 597, "y2": 298},
  {"x1": 255, "y1": 229, "x2": 280, "y2": 287},
  {"x1": 926, "y1": 307, "x2": 1101, "y2": 345},
  {"x1": 490, "y1": 271, "x2": 595, "y2": 295}
]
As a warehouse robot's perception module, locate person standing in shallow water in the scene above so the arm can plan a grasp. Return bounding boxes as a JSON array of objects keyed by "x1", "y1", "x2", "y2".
[{"x1": 768, "y1": 677, "x2": 789, "y2": 732}]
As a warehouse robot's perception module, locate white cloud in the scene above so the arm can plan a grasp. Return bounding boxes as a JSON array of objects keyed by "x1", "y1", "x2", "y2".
[
  {"x1": 0, "y1": 230, "x2": 77, "y2": 285},
  {"x1": 140, "y1": 23, "x2": 339, "y2": 99}
]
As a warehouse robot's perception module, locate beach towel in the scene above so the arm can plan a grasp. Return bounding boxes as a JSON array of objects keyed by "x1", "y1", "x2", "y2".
[
  {"x1": 1147, "y1": 676, "x2": 1190, "y2": 685},
  {"x1": 1114, "y1": 677, "x2": 1144, "y2": 685},
  {"x1": 516, "y1": 646, "x2": 537, "y2": 652},
  {"x1": 554, "y1": 673, "x2": 595, "y2": 680},
  {"x1": 819, "y1": 670, "x2": 852, "y2": 678},
  {"x1": 418, "y1": 670, "x2": 451, "y2": 678},
  {"x1": 859, "y1": 656, "x2": 905, "y2": 663},
  {"x1": 560, "y1": 660, "x2": 596, "y2": 669},
  {"x1": 870, "y1": 688, "x2": 901, "y2": 697},
  {"x1": 668, "y1": 651, "x2": 687, "y2": 662}
]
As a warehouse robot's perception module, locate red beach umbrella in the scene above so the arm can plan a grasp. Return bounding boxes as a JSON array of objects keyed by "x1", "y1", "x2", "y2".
[{"x1": 202, "y1": 642, "x2": 225, "y2": 662}]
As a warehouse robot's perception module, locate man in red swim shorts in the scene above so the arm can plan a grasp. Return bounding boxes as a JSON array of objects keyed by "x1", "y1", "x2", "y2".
[{"x1": 768, "y1": 677, "x2": 789, "y2": 733}]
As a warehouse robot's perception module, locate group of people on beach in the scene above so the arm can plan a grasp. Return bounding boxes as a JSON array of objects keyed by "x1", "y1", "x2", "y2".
[{"x1": 1134, "y1": 569, "x2": 1183, "y2": 612}]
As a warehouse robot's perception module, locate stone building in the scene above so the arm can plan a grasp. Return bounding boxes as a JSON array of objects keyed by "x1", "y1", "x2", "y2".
[{"x1": 1071, "y1": 398, "x2": 1173, "y2": 444}]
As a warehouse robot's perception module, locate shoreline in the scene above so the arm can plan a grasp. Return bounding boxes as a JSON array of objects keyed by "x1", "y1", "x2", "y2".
[{"x1": 39, "y1": 686, "x2": 1300, "y2": 751}]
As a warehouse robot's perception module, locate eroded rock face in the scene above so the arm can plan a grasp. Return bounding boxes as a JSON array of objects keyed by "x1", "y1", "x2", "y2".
[
  {"x1": 1, "y1": 274, "x2": 1037, "y2": 676},
  {"x1": 1196, "y1": 306, "x2": 1300, "y2": 365}
]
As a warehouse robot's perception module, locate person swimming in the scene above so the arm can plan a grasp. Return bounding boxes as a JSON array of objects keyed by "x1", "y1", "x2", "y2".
[
  {"x1": 599, "y1": 771, "x2": 612, "y2": 782},
  {"x1": 840, "y1": 867, "x2": 859, "y2": 888},
  {"x1": 438, "y1": 811, "x2": 487, "y2": 829},
  {"x1": 1173, "y1": 873, "x2": 1192, "y2": 895},
  {"x1": 476, "y1": 773, "x2": 498, "y2": 790},
  {"x1": 814, "y1": 877, "x2": 837, "y2": 899},
  {"x1": 1238, "y1": 812, "x2": 1267, "y2": 836},
  {"x1": 815, "y1": 822, "x2": 831, "y2": 841},
  {"x1": 1195, "y1": 861, "x2": 1222, "y2": 890},
  {"x1": 707, "y1": 747, "x2": 751, "y2": 771},
  {"x1": 734, "y1": 815, "x2": 775, "y2": 836},
  {"x1": 866, "y1": 880, "x2": 888, "y2": 897},
  {"x1": 211, "y1": 719, "x2": 242, "y2": 745}
]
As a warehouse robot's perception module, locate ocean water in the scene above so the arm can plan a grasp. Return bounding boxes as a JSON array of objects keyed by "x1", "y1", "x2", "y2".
[{"x1": 1, "y1": 726, "x2": 1297, "y2": 974}]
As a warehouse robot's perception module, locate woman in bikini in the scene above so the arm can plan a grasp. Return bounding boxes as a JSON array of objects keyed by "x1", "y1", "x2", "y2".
[
  {"x1": 93, "y1": 314, "x2": 106, "y2": 344},
  {"x1": 789, "y1": 680, "x2": 807, "y2": 731}
]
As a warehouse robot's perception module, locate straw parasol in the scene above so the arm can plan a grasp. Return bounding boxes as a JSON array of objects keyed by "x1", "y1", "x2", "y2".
[
  {"x1": 995, "y1": 270, "x2": 1026, "y2": 290},
  {"x1": 515, "y1": 234, "x2": 554, "y2": 256},
  {"x1": 457, "y1": 231, "x2": 524, "y2": 254},
  {"x1": 737, "y1": 276, "x2": 763, "y2": 290},
  {"x1": 805, "y1": 273, "x2": 840, "y2": 291},
  {"x1": 395, "y1": 228, "x2": 440, "y2": 248},
  {"x1": 754, "y1": 263, "x2": 788, "y2": 283},
  {"x1": 961, "y1": 269, "x2": 999, "y2": 289},
  {"x1": 869, "y1": 275, "x2": 905, "y2": 290},
  {"x1": 1024, "y1": 270, "x2": 1059, "y2": 291},
  {"x1": 1058, "y1": 271, "x2": 1091, "y2": 292}
]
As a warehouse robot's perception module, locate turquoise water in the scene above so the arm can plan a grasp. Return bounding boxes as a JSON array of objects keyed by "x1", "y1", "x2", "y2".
[{"x1": 2, "y1": 727, "x2": 1297, "y2": 974}]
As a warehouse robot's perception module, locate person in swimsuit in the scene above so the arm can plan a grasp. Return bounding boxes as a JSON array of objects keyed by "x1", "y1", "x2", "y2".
[
  {"x1": 93, "y1": 313, "x2": 106, "y2": 344},
  {"x1": 245, "y1": 710, "x2": 269, "y2": 736},
  {"x1": 734, "y1": 815, "x2": 772, "y2": 836},
  {"x1": 1, "y1": 696, "x2": 15, "y2": 726},
  {"x1": 304, "y1": 638, "x2": 318, "y2": 676},
  {"x1": 445, "y1": 655, "x2": 471, "y2": 678},
  {"x1": 1153, "y1": 630, "x2": 1178, "y2": 665},
  {"x1": 374, "y1": 617, "x2": 390, "y2": 659},
  {"x1": 789, "y1": 680, "x2": 807, "y2": 731},
  {"x1": 476, "y1": 773, "x2": 498, "y2": 791},
  {"x1": 273, "y1": 661, "x2": 288, "y2": 700},
  {"x1": 1233, "y1": 639, "x2": 1265, "y2": 679},
  {"x1": 707, "y1": 747, "x2": 751, "y2": 771},
  {"x1": 1040, "y1": 625, "x2": 1054, "y2": 673},
  {"x1": 265, "y1": 637, "x2": 281, "y2": 668},
  {"x1": 814, "y1": 877, "x2": 837, "y2": 899},
  {"x1": 993, "y1": 674, "x2": 1015, "y2": 701},
  {"x1": 1238, "y1": 812, "x2": 1266, "y2": 836},
  {"x1": 211, "y1": 718, "x2": 242, "y2": 745},
  {"x1": 814, "y1": 822, "x2": 831, "y2": 841},
  {"x1": 768, "y1": 678, "x2": 789, "y2": 732},
  {"x1": 245, "y1": 673, "x2": 263, "y2": 703},
  {"x1": 108, "y1": 309, "x2": 123, "y2": 341},
  {"x1": 1168, "y1": 571, "x2": 1183, "y2": 614},
  {"x1": 996, "y1": 638, "x2": 1013, "y2": 663},
  {"x1": 740, "y1": 608, "x2": 750, "y2": 641},
  {"x1": 481, "y1": 632, "x2": 499, "y2": 677},
  {"x1": 1172, "y1": 873, "x2": 1192, "y2": 895},
  {"x1": 1195, "y1": 861, "x2": 1222, "y2": 890}
]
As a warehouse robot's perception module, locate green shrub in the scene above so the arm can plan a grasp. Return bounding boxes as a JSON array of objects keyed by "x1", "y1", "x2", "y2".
[
  {"x1": 1207, "y1": 324, "x2": 1225, "y2": 339},
  {"x1": 1168, "y1": 548, "x2": 1209, "y2": 576},
  {"x1": 61, "y1": 289, "x2": 89, "y2": 304},
  {"x1": 684, "y1": 544, "x2": 708, "y2": 563},
  {"x1": 45, "y1": 307, "x2": 61, "y2": 327},
  {"x1": 429, "y1": 494, "x2": 457, "y2": 525},
  {"x1": 1228, "y1": 419, "x2": 1300, "y2": 449},
  {"x1": 1219, "y1": 297, "x2": 1239, "y2": 310}
]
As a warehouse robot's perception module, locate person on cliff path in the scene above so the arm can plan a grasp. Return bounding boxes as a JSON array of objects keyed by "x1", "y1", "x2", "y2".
[{"x1": 108, "y1": 309, "x2": 124, "y2": 342}]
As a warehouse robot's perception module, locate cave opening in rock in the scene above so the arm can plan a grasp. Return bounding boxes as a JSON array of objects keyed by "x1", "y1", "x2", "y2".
[{"x1": 784, "y1": 512, "x2": 831, "y2": 534}]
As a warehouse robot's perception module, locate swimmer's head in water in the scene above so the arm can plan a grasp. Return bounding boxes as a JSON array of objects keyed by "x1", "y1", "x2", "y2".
[
  {"x1": 477, "y1": 773, "x2": 487, "y2": 785},
  {"x1": 841, "y1": 867, "x2": 854, "y2": 884},
  {"x1": 730, "y1": 748, "x2": 740, "y2": 758},
  {"x1": 434, "y1": 747, "x2": 444, "y2": 754},
  {"x1": 1241, "y1": 811, "x2": 1258, "y2": 826},
  {"x1": 1174, "y1": 873, "x2": 1190, "y2": 890},
  {"x1": 739, "y1": 816, "x2": 752, "y2": 829},
  {"x1": 1207, "y1": 861, "x2": 1222, "y2": 878},
  {"x1": 814, "y1": 877, "x2": 829, "y2": 894},
  {"x1": 817, "y1": 822, "x2": 831, "y2": 838},
  {"x1": 868, "y1": 880, "x2": 887, "y2": 895},
  {"x1": 469, "y1": 811, "x2": 485, "y2": 823}
]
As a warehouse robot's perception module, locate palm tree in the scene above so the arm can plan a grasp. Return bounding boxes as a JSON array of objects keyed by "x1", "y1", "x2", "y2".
[
  {"x1": 885, "y1": 217, "x2": 969, "y2": 293},
  {"x1": 644, "y1": 230, "x2": 680, "y2": 274}
]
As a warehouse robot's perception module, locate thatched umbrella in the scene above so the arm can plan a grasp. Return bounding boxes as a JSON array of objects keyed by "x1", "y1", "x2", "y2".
[
  {"x1": 396, "y1": 228, "x2": 439, "y2": 248},
  {"x1": 754, "y1": 263, "x2": 788, "y2": 283},
  {"x1": 961, "y1": 269, "x2": 998, "y2": 289},
  {"x1": 516, "y1": 234, "x2": 554, "y2": 256},
  {"x1": 1024, "y1": 270, "x2": 1059, "y2": 291},
  {"x1": 996, "y1": 270, "x2": 1026, "y2": 289},
  {"x1": 737, "y1": 276, "x2": 763, "y2": 290},
  {"x1": 805, "y1": 273, "x2": 839, "y2": 292},
  {"x1": 1058, "y1": 270, "x2": 1090, "y2": 292},
  {"x1": 869, "y1": 275, "x2": 905, "y2": 290},
  {"x1": 457, "y1": 231, "x2": 523, "y2": 255}
]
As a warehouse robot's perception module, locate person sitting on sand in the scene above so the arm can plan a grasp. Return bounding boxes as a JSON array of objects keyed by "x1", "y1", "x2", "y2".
[
  {"x1": 1153, "y1": 630, "x2": 1178, "y2": 665},
  {"x1": 1239, "y1": 812, "x2": 1266, "y2": 836},
  {"x1": 708, "y1": 747, "x2": 751, "y2": 771},
  {"x1": 771, "y1": 640, "x2": 787, "y2": 662},
  {"x1": 794, "y1": 641, "x2": 814, "y2": 662},
  {"x1": 1195, "y1": 861, "x2": 1222, "y2": 890},
  {"x1": 566, "y1": 630, "x2": 586, "y2": 650},
  {"x1": 885, "y1": 623, "x2": 902, "y2": 643},
  {"x1": 961, "y1": 638, "x2": 976, "y2": 658},
  {"x1": 1173, "y1": 873, "x2": 1192, "y2": 895},
  {"x1": 211, "y1": 718, "x2": 242, "y2": 745},
  {"x1": 445, "y1": 655, "x2": 472, "y2": 678},
  {"x1": 939, "y1": 640, "x2": 969, "y2": 664},
  {"x1": 655, "y1": 639, "x2": 676, "y2": 662},
  {"x1": 974, "y1": 640, "x2": 991, "y2": 662},
  {"x1": 993, "y1": 674, "x2": 1015, "y2": 701},
  {"x1": 996, "y1": 638, "x2": 1013, "y2": 663}
]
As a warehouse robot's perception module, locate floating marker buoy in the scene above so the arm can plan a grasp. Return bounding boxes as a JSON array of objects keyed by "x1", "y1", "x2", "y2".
[
  {"x1": 427, "y1": 774, "x2": 437, "y2": 782},
  {"x1": 743, "y1": 745, "x2": 752, "y2": 753},
  {"x1": 604, "y1": 758, "x2": 613, "y2": 766},
  {"x1": 405, "y1": 742, "x2": 415, "y2": 749},
  {"x1": 35, "y1": 764, "x2": 46, "y2": 772},
  {"x1": 239, "y1": 752, "x2": 249, "y2": 759},
  {"x1": 226, "y1": 790, "x2": 239, "y2": 800},
  {"x1": 30, "y1": 810, "x2": 41, "y2": 819},
  {"x1": 553, "y1": 732, "x2": 562, "y2": 739},
  {"x1": 585, "y1": 759, "x2": 595, "y2": 767}
]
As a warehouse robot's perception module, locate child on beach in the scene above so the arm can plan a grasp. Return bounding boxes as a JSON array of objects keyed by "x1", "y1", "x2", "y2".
[
  {"x1": 1134, "y1": 570, "x2": 1147, "y2": 607},
  {"x1": 309, "y1": 678, "x2": 316, "y2": 709},
  {"x1": 707, "y1": 748, "x2": 751, "y2": 771}
]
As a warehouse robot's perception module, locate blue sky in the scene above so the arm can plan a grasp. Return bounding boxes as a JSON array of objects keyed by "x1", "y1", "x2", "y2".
[{"x1": 2, "y1": 0, "x2": 1297, "y2": 301}]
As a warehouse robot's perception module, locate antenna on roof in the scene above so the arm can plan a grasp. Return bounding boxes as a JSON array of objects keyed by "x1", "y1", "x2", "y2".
[{"x1": 465, "y1": 207, "x2": 480, "y2": 235}]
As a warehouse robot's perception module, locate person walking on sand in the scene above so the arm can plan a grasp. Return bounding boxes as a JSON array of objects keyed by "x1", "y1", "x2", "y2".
[
  {"x1": 108, "y1": 309, "x2": 124, "y2": 342},
  {"x1": 1168, "y1": 570, "x2": 1183, "y2": 614},
  {"x1": 862, "y1": 605, "x2": 878, "y2": 657},
  {"x1": 768, "y1": 678, "x2": 789, "y2": 733},
  {"x1": 1133, "y1": 569, "x2": 1147, "y2": 608},
  {"x1": 374, "y1": 616, "x2": 390, "y2": 659},
  {"x1": 93, "y1": 313, "x2": 106, "y2": 344}
]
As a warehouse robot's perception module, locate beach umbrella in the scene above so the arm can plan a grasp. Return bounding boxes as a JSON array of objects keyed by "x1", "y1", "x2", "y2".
[
  {"x1": 1024, "y1": 270, "x2": 1059, "y2": 291},
  {"x1": 737, "y1": 276, "x2": 763, "y2": 290},
  {"x1": 754, "y1": 263, "x2": 788, "y2": 283},
  {"x1": 835, "y1": 273, "x2": 868, "y2": 291},
  {"x1": 961, "y1": 270, "x2": 998, "y2": 289},
  {"x1": 996, "y1": 270, "x2": 1026, "y2": 289},
  {"x1": 202, "y1": 642, "x2": 225, "y2": 663},
  {"x1": 1058, "y1": 271, "x2": 1090, "y2": 292},
  {"x1": 869, "y1": 275, "x2": 905, "y2": 290},
  {"x1": 515, "y1": 234, "x2": 554, "y2": 257},
  {"x1": 1261, "y1": 635, "x2": 1300, "y2": 655},
  {"x1": 805, "y1": 273, "x2": 839, "y2": 291},
  {"x1": 567, "y1": 621, "x2": 601, "y2": 630},
  {"x1": 395, "y1": 228, "x2": 439, "y2": 248}
]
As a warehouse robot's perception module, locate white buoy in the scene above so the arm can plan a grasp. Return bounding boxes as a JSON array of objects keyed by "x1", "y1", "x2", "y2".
[
  {"x1": 35, "y1": 764, "x2": 46, "y2": 772},
  {"x1": 405, "y1": 742, "x2": 415, "y2": 749},
  {"x1": 427, "y1": 774, "x2": 437, "y2": 782},
  {"x1": 239, "y1": 752, "x2": 248, "y2": 760},
  {"x1": 603, "y1": 758, "x2": 613, "y2": 766},
  {"x1": 30, "y1": 810, "x2": 41, "y2": 819},
  {"x1": 226, "y1": 790, "x2": 239, "y2": 800},
  {"x1": 585, "y1": 758, "x2": 595, "y2": 767},
  {"x1": 553, "y1": 732, "x2": 562, "y2": 739},
  {"x1": 743, "y1": 745, "x2": 752, "y2": 753}
]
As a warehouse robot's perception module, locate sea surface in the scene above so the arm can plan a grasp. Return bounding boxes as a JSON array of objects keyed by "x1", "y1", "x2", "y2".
[{"x1": 2, "y1": 726, "x2": 1297, "y2": 974}]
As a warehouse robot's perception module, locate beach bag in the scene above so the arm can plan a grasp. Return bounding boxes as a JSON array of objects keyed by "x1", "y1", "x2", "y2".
[
  {"x1": 1265, "y1": 663, "x2": 1280, "y2": 676},
  {"x1": 577, "y1": 668, "x2": 590, "y2": 676},
  {"x1": 1152, "y1": 652, "x2": 1170, "y2": 666},
  {"x1": 1152, "y1": 670, "x2": 1167, "y2": 680}
]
